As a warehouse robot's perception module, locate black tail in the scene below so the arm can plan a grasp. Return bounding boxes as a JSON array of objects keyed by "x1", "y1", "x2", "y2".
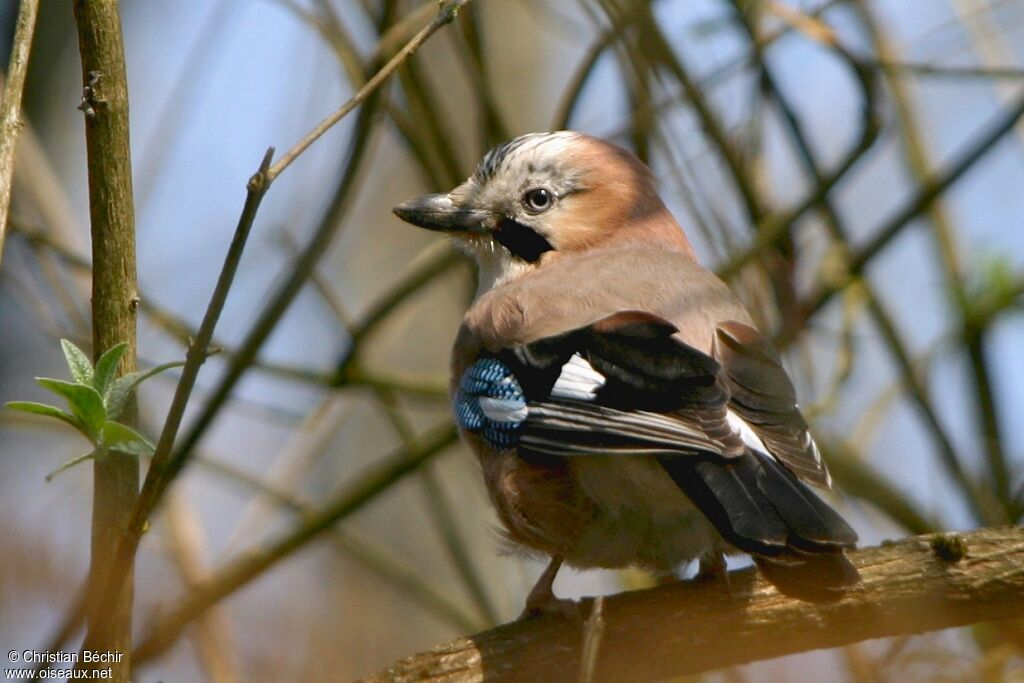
[
  {"x1": 754, "y1": 553, "x2": 859, "y2": 602},
  {"x1": 659, "y1": 449, "x2": 859, "y2": 602}
]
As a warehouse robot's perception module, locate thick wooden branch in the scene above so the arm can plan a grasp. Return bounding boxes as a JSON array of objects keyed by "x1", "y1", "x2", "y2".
[
  {"x1": 365, "y1": 527, "x2": 1024, "y2": 683},
  {"x1": 73, "y1": 1, "x2": 138, "y2": 680}
]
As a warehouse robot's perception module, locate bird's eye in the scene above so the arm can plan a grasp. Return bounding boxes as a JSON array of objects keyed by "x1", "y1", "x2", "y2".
[{"x1": 522, "y1": 188, "x2": 553, "y2": 213}]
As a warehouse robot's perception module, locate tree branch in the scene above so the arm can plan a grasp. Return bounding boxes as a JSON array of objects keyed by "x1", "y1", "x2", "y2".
[
  {"x1": 365, "y1": 527, "x2": 1024, "y2": 683},
  {"x1": 0, "y1": 0, "x2": 40, "y2": 270},
  {"x1": 132, "y1": 423, "x2": 459, "y2": 663},
  {"x1": 72, "y1": 1, "x2": 138, "y2": 679},
  {"x1": 267, "y1": 0, "x2": 471, "y2": 180}
]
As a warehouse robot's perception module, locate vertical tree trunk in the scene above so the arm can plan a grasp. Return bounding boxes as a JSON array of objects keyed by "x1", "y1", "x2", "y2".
[{"x1": 73, "y1": 1, "x2": 138, "y2": 680}]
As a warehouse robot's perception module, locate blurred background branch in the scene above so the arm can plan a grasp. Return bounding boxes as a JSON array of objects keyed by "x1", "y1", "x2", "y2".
[{"x1": 0, "y1": 0, "x2": 38, "y2": 269}]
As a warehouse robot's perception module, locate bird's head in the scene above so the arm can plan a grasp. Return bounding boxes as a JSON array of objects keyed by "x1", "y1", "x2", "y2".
[{"x1": 393, "y1": 131, "x2": 693, "y2": 294}]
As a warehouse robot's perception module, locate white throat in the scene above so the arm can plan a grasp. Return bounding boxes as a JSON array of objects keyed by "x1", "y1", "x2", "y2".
[{"x1": 459, "y1": 238, "x2": 535, "y2": 298}]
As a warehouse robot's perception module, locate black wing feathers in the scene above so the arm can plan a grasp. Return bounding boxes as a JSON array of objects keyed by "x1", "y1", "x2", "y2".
[
  {"x1": 507, "y1": 310, "x2": 726, "y2": 412},
  {"x1": 755, "y1": 454, "x2": 857, "y2": 548},
  {"x1": 659, "y1": 450, "x2": 856, "y2": 556},
  {"x1": 500, "y1": 311, "x2": 857, "y2": 596},
  {"x1": 714, "y1": 321, "x2": 831, "y2": 487},
  {"x1": 661, "y1": 448, "x2": 859, "y2": 600}
]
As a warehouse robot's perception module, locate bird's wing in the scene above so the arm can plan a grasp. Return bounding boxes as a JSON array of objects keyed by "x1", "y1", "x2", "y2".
[
  {"x1": 456, "y1": 311, "x2": 857, "y2": 568},
  {"x1": 503, "y1": 310, "x2": 741, "y2": 459},
  {"x1": 713, "y1": 321, "x2": 832, "y2": 488}
]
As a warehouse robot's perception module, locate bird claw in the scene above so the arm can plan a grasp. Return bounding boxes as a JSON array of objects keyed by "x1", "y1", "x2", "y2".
[
  {"x1": 695, "y1": 555, "x2": 731, "y2": 590},
  {"x1": 517, "y1": 556, "x2": 579, "y2": 620},
  {"x1": 518, "y1": 595, "x2": 580, "y2": 621}
]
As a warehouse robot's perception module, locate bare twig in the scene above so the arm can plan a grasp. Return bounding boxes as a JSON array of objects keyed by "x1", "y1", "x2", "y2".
[
  {"x1": 59, "y1": 6, "x2": 476, "y2": 659},
  {"x1": 855, "y1": 0, "x2": 1008, "y2": 526},
  {"x1": 867, "y1": 59, "x2": 1024, "y2": 80},
  {"x1": 267, "y1": 0, "x2": 472, "y2": 181},
  {"x1": 194, "y1": 441, "x2": 485, "y2": 634},
  {"x1": 168, "y1": 38, "x2": 393, "y2": 482},
  {"x1": 797, "y1": 86, "x2": 1024, "y2": 323},
  {"x1": 0, "y1": 0, "x2": 41, "y2": 269},
  {"x1": 163, "y1": 491, "x2": 240, "y2": 683},
  {"x1": 363, "y1": 527, "x2": 1024, "y2": 682},
  {"x1": 821, "y1": 441, "x2": 941, "y2": 535},
  {"x1": 133, "y1": 423, "x2": 459, "y2": 663},
  {"x1": 729, "y1": 4, "x2": 986, "y2": 524},
  {"x1": 715, "y1": 51, "x2": 881, "y2": 281},
  {"x1": 127, "y1": 147, "x2": 276, "y2": 554},
  {"x1": 50, "y1": 148, "x2": 277, "y2": 677}
]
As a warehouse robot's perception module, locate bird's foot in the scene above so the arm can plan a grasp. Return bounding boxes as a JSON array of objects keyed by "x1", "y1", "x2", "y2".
[
  {"x1": 517, "y1": 555, "x2": 579, "y2": 620},
  {"x1": 695, "y1": 554, "x2": 731, "y2": 589},
  {"x1": 518, "y1": 594, "x2": 580, "y2": 621}
]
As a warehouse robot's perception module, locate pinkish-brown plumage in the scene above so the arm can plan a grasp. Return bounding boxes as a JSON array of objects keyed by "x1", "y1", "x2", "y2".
[{"x1": 394, "y1": 131, "x2": 857, "y2": 614}]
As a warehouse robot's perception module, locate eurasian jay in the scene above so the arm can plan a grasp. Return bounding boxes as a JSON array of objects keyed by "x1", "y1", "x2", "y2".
[{"x1": 393, "y1": 131, "x2": 858, "y2": 615}]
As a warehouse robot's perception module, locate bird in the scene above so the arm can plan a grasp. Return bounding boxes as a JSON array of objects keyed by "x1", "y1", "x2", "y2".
[{"x1": 393, "y1": 131, "x2": 858, "y2": 617}]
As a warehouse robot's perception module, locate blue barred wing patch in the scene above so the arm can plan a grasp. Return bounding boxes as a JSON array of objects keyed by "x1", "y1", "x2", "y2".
[{"x1": 454, "y1": 357, "x2": 527, "y2": 451}]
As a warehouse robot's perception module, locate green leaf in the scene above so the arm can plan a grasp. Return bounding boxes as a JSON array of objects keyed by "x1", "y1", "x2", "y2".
[
  {"x1": 5, "y1": 401, "x2": 84, "y2": 432},
  {"x1": 106, "y1": 360, "x2": 185, "y2": 420},
  {"x1": 35, "y1": 378, "x2": 106, "y2": 439},
  {"x1": 100, "y1": 420, "x2": 154, "y2": 457},
  {"x1": 93, "y1": 342, "x2": 128, "y2": 399},
  {"x1": 45, "y1": 450, "x2": 98, "y2": 482},
  {"x1": 60, "y1": 339, "x2": 94, "y2": 385}
]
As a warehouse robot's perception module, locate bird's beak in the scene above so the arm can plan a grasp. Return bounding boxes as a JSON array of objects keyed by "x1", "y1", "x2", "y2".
[{"x1": 392, "y1": 193, "x2": 492, "y2": 234}]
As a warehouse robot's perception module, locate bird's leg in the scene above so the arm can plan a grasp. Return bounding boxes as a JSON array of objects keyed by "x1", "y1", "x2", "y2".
[
  {"x1": 695, "y1": 553, "x2": 729, "y2": 584},
  {"x1": 519, "y1": 556, "x2": 578, "y2": 620}
]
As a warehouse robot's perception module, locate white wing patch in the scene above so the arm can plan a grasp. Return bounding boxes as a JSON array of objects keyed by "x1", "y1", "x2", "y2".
[
  {"x1": 550, "y1": 354, "x2": 606, "y2": 401},
  {"x1": 726, "y1": 409, "x2": 769, "y2": 455},
  {"x1": 478, "y1": 396, "x2": 528, "y2": 423},
  {"x1": 803, "y1": 430, "x2": 830, "y2": 487}
]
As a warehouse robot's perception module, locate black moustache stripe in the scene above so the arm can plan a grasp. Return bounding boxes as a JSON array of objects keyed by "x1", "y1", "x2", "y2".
[{"x1": 493, "y1": 219, "x2": 554, "y2": 263}]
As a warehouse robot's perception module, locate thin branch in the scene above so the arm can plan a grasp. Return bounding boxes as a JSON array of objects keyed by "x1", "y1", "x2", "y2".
[
  {"x1": 364, "y1": 526, "x2": 1024, "y2": 682},
  {"x1": 194, "y1": 450, "x2": 486, "y2": 634},
  {"x1": 821, "y1": 441, "x2": 941, "y2": 535},
  {"x1": 715, "y1": 54, "x2": 881, "y2": 281},
  {"x1": 731, "y1": 3, "x2": 988, "y2": 523},
  {"x1": 121, "y1": 0, "x2": 471, "y2": 574},
  {"x1": 133, "y1": 423, "x2": 459, "y2": 664},
  {"x1": 126, "y1": 147, "x2": 275, "y2": 549},
  {"x1": 375, "y1": 390, "x2": 500, "y2": 626},
  {"x1": 0, "y1": 0, "x2": 40, "y2": 270},
  {"x1": 856, "y1": 0, "x2": 1010, "y2": 525},
  {"x1": 168, "y1": 41, "x2": 392, "y2": 485},
  {"x1": 797, "y1": 85, "x2": 1024, "y2": 323},
  {"x1": 266, "y1": 0, "x2": 472, "y2": 181},
  {"x1": 867, "y1": 59, "x2": 1024, "y2": 80},
  {"x1": 163, "y1": 491, "x2": 240, "y2": 683},
  {"x1": 52, "y1": 148, "x2": 276, "y2": 675}
]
